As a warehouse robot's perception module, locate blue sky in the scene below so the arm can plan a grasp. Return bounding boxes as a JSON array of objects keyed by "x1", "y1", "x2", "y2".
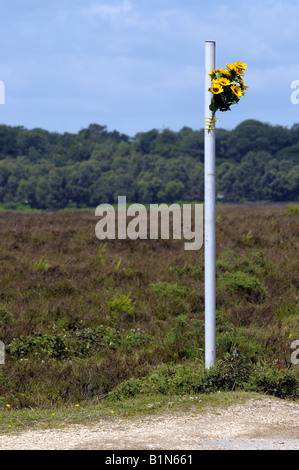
[{"x1": 1, "y1": 0, "x2": 299, "y2": 137}]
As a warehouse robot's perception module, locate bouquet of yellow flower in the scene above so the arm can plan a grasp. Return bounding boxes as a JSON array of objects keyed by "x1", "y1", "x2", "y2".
[{"x1": 206, "y1": 61, "x2": 248, "y2": 131}]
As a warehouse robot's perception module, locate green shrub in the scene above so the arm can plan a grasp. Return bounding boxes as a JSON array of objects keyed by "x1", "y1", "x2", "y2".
[
  {"x1": 218, "y1": 271, "x2": 267, "y2": 302},
  {"x1": 109, "y1": 354, "x2": 252, "y2": 401},
  {"x1": 286, "y1": 204, "x2": 299, "y2": 215},
  {"x1": 247, "y1": 365, "x2": 299, "y2": 399},
  {"x1": 69, "y1": 326, "x2": 153, "y2": 354},
  {"x1": 69, "y1": 326, "x2": 122, "y2": 354},
  {"x1": 162, "y1": 314, "x2": 205, "y2": 361},
  {"x1": 170, "y1": 263, "x2": 203, "y2": 279},
  {"x1": 0, "y1": 304, "x2": 14, "y2": 326},
  {"x1": 122, "y1": 330, "x2": 154, "y2": 347},
  {"x1": 108, "y1": 352, "x2": 299, "y2": 402},
  {"x1": 108, "y1": 363, "x2": 203, "y2": 400},
  {"x1": 151, "y1": 281, "x2": 190, "y2": 299},
  {"x1": 97, "y1": 242, "x2": 108, "y2": 263},
  {"x1": 33, "y1": 257, "x2": 51, "y2": 272},
  {"x1": 108, "y1": 377, "x2": 143, "y2": 401},
  {"x1": 7, "y1": 325, "x2": 155, "y2": 362},
  {"x1": 217, "y1": 250, "x2": 271, "y2": 276},
  {"x1": 106, "y1": 294, "x2": 135, "y2": 318},
  {"x1": 200, "y1": 351, "x2": 252, "y2": 392},
  {"x1": 8, "y1": 332, "x2": 68, "y2": 359},
  {"x1": 151, "y1": 281, "x2": 192, "y2": 318}
]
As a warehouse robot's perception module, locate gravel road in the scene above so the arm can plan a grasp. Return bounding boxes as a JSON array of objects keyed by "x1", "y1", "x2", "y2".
[{"x1": 0, "y1": 397, "x2": 298, "y2": 450}]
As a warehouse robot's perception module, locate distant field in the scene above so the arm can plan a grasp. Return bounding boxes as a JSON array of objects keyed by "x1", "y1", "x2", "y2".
[{"x1": 0, "y1": 205, "x2": 298, "y2": 410}]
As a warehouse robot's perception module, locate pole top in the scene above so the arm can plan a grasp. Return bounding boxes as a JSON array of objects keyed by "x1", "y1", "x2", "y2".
[{"x1": 205, "y1": 40, "x2": 215, "y2": 44}]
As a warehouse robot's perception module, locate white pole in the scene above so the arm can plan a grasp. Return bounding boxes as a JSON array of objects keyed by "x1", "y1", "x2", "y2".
[{"x1": 204, "y1": 40, "x2": 216, "y2": 369}]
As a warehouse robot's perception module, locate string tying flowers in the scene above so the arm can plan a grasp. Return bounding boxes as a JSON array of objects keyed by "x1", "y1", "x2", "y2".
[{"x1": 205, "y1": 61, "x2": 248, "y2": 132}]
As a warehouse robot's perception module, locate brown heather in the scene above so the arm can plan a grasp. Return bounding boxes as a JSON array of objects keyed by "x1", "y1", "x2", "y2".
[{"x1": 0, "y1": 205, "x2": 298, "y2": 408}]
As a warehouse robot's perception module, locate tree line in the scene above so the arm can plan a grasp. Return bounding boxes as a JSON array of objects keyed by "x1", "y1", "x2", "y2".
[{"x1": 0, "y1": 119, "x2": 298, "y2": 210}]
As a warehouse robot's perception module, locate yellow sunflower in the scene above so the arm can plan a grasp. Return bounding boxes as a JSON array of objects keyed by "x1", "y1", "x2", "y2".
[
  {"x1": 209, "y1": 81, "x2": 224, "y2": 94},
  {"x1": 235, "y1": 67, "x2": 245, "y2": 76},
  {"x1": 239, "y1": 79, "x2": 248, "y2": 90},
  {"x1": 235, "y1": 61, "x2": 247, "y2": 70},
  {"x1": 226, "y1": 63, "x2": 238, "y2": 72},
  {"x1": 218, "y1": 68, "x2": 230, "y2": 75},
  {"x1": 217, "y1": 77, "x2": 231, "y2": 87},
  {"x1": 231, "y1": 85, "x2": 243, "y2": 98}
]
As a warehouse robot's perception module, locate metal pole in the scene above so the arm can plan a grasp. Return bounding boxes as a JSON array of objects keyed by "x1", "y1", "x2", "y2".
[{"x1": 204, "y1": 40, "x2": 216, "y2": 369}]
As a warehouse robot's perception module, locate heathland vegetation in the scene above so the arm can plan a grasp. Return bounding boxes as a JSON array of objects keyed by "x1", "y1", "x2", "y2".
[
  {"x1": 0, "y1": 118, "x2": 298, "y2": 424},
  {"x1": 0, "y1": 205, "x2": 298, "y2": 411},
  {"x1": 0, "y1": 119, "x2": 298, "y2": 210}
]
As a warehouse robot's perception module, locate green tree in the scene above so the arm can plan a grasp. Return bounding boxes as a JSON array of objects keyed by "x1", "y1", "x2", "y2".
[
  {"x1": 164, "y1": 181, "x2": 185, "y2": 202},
  {"x1": 136, "y1": 171, "x2": 163, "y2": 203},
  {"x1": 133, "y1": 129, "x2": 159, "y2": 154}
]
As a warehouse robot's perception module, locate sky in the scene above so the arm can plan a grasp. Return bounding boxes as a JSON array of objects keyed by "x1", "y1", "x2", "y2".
[{"x1": 1, "y1": 0, "x2": 299, "y2": 137}]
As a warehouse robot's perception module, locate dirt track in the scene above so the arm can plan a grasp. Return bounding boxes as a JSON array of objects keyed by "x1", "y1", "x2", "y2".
[{"x1": 0, "y1": 397, "x2": 298, "y2": 450}]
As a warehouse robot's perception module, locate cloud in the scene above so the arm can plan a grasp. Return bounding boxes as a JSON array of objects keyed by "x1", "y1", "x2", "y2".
[
  {"x1": 1, "y1": 0, "x2": 299, "y2": 134},
  {"x1": 82, "y1": 0, "x2": 133, "y2": 22}
]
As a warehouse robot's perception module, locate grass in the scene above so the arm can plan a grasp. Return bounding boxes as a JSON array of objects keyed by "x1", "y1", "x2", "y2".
[
  {"x1": 286, "y1": 204, "x2": 299, "y2": 215},
  {"x1": 0, "y1": 205, "x2": 298, "y2": 418},
  {"x1": 0, "y1": 202, "x2": 42, "y2": 212},
  {"x1": 0, "y1": 390, "x2": 265, "y2": 435}
]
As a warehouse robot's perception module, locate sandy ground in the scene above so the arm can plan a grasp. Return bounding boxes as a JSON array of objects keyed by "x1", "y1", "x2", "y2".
[{"x1": 0, "y1": 397, "x2": 298, "y2": 450}]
